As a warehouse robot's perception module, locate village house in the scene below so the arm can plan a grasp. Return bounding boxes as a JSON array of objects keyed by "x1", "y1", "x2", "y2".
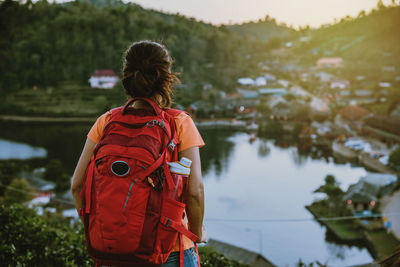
[
  {"x1": 315, "y1": 71, "x2": 333, "y2": 82},
  {"x1": 379, "y1": 82, "x2": 391, "y2": 88},
  {"x1": 344, "y1": 173, "x2": 397, "y2": 212},
  {"x1": 238, "y1": 89, "x2": 259, "y2": 99},
  {"x1": 382, "y1": 66, "x2": 395, "y2": 72},
  {"x1": 316, "y1": 57, "x2": 343, "y2": 68},
  {"x1": 330, "y1": 80, "x2": 350, "y2": 89},
  {"x1": 255, "y1": 76, "x2": 267, "y2": 86},
  {"x1": 88, "y1": 69, "x2": 119, "y2": 89},
  {"x1": 391, "y1": 105, "x2": 400, "y2": 119},
  {"x1": 335, "y1": 105, "x2": 370, "y2": 132},
  {"x1": 338, "y1": 89, "x2": 376, "y2": 105},
  {"x1": 258, "y1": 88, "x2": 287, "y2": 98},
  {"x1": 238, "y1": 77, "x2": 255, "y2": 87}
]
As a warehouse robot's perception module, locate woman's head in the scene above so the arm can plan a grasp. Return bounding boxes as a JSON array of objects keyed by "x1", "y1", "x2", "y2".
[{"x1": 122, "y1": 41, "x2": 179, "y2": 108}]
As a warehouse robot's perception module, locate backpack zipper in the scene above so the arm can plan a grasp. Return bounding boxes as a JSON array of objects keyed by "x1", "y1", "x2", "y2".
[{"x1": 122, "y1": 177, "x2": 140, "y2": 212}]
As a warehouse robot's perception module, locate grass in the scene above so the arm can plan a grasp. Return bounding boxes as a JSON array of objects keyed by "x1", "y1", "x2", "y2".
[
  {"x1": 1, "y1": 86, "x2": 126, "y2": 117},
  {"x1": 307, "y1": 200, "x2": 400, "y2": 260},
  {"x1": 307, "y1": 203, "x2": 364, "y2": 241},
  {"x1": 367, "y1": 230, "x2": 400, "y2": 259}
]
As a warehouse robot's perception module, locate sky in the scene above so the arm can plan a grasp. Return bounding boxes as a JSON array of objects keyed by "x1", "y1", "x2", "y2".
[{"x1": 125, "y1": 0, "x2": 394, "y2": 28}]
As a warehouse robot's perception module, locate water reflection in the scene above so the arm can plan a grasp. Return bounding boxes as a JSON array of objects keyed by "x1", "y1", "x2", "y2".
[
  {"x1": 199, "y1": 130, "x2": 235, "y2": 177},
  {"x1": 0, "y1": 122, "x2": 91, "y2": 172},
  {"x1": 257, "y1": 140, "x2": 270, "y2": 158},
  {"x1": 0, "y1": 139, "x2": 47, "y2": 159},
  {"x1": 0, "y1": 124, "x2": 372, "y2": 266}
]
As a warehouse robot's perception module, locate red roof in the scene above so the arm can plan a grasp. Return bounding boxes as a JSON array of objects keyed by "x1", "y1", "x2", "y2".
[
  {"x1": 317, "y1": 57, "x2": 343, "y2": 66},
  {"x1": 338, "y1": 105, "x2": 370, "y2": 121},
  {"x1": 92, "y1": 69, "x2": 118, "y2": 77}
]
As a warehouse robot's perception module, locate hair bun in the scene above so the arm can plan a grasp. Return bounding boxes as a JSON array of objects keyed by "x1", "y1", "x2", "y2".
[{"x1": 122, "y1": 40, "x2": 179, "y2": 108}]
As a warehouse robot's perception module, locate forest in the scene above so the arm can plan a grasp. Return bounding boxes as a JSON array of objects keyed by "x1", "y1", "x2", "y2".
[{"x1": 0, "y1": 0, "x2": 275, "y2": 101}]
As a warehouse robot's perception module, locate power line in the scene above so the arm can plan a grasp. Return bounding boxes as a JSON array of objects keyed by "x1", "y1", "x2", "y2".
[
  {"x1": 205, "y1": 213, "x2": 400, "y2": 223},
  {"x1": 0, "y1": 183, "x2": 75, "y2": 206},
  {"x1": 2, "y1": 183, "x2": 399, "y2": 223}
]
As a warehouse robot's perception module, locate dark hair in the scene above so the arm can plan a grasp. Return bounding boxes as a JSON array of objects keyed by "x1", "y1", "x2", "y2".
[{"x1": 121, "y1": 41, "x2": 179, "y2": 108}]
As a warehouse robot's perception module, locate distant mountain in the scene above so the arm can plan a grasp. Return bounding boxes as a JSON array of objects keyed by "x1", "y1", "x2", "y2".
[
  {"x1": 229, "y1": 18, "x2": 296, "y2": 43},
  {"x1": 77, "y1": 0, "x2": 125, "y2": 6},
  {"x1": 295, "y1": 4, "x2": 400, "y2": 68},
  {"x1": 0, "y1": 0, "x2": 268, "y2": 103}
]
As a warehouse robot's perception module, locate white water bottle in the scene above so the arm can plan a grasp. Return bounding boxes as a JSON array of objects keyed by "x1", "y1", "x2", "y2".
[{"x1": 167, "y1": 157, "x2": 192, "y2": 175}]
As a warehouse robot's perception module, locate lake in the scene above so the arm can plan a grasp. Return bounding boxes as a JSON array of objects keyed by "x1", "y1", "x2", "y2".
[{"x1": 0, "y1": 122, "x2": 373, "y2": 266}]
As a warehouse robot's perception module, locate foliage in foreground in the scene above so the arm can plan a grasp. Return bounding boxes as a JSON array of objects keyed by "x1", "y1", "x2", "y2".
[
  {"x1": 0, "y1": 204, "x2": 92, "y2": 266},
  {"x1": 0, "y1": 204, "x2": 245, "y2": 266}
]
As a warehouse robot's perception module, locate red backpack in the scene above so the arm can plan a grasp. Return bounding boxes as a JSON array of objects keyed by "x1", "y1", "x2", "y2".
[{"x1": 80, "y1": 97, "x2": 199, "y2": 267}]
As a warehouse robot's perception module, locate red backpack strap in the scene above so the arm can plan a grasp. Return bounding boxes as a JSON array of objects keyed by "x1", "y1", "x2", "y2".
[{"x1": 122, "y1": 97, "x2": 163, "y2": 115}]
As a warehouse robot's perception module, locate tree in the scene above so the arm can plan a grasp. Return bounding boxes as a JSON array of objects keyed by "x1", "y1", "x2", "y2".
[
  {"x1": 0, "y1": 204, "x2": 92, "y2": 266},
  {"x1": 377, "y1": 0, "x2": 386, "y2": 9},
  {"x1": 3, "y1": 178, "x2": 33, "y2": 205},
  {"x1": 0, "y1": 162, "x2": 19, "y2": 196},
  {"x1": 389, "y1": 147, "x2": 400, "y2": 170},
  {"x1": 44, "y1": 159, "x2": 70, "y2": 193},
  {"x1": 325, "y1": 174, "x2": 335, "y2": 186}
]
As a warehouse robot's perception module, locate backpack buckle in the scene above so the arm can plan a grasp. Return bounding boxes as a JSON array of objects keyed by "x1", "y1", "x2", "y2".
[
  {"x1": 166, "y1": 218, "x2": 171, "y2": 227},
  {"x1": 168, "y1": 141, "x2": 176, "y2": 152},
  {"x1": 146, "y1": 120, "x2": 158, "y2": 128}
]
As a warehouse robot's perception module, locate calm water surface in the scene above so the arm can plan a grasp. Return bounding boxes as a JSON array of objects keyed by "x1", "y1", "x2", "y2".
[
  {"x1": 200, "y1": 131, "x2": 371, "y2": 266},
  {"x1": 0, "y1": 123, "x2": 373, "y2": 266}
]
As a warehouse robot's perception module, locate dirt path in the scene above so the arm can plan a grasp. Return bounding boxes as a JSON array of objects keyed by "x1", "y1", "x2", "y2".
[{"x1": 381, "y1": 190, "x2": 400, "y2": 239}]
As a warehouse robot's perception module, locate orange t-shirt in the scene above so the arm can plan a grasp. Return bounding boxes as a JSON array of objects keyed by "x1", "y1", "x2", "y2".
[{"x1": 87, "y1": 110, "x2": 205, "y2": 251}]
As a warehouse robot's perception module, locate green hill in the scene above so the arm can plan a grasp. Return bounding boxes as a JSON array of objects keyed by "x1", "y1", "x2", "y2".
[
  {"x1": 229, "y1": 17, "x2": 296, "y2": 43},
  {"x1": 294, "y1": 4, "x2": 400, "y2": 72},
  {"x1": 0, "y1": 0, "x2": 273, "y2": 102}
]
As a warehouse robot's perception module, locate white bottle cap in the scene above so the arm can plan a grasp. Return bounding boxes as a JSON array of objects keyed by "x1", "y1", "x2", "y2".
[{"x1": 179, "y1": 157, "x2": 192, "y2": 168}]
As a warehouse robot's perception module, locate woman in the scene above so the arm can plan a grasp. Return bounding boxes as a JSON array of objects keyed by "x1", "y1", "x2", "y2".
[{"x1": 71, "y1": 40, "x2": 205, "y2": 266}]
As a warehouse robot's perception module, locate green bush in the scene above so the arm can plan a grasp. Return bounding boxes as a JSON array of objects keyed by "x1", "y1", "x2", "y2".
[
  {"x1": 0, "y1": 204, "x2": 92, "y2": 266},
  {"x1": 2, "y1": 178, "x2": 33, "y2": 205},
  {"x1": 0, "y1": 205, "x2": 246, "y2": 266},
  {"x1": 389, "y1": 147, "x2": 400, "y2": 171},
  {"x1": 44, "y1": 160, "x2": 70, "y2": 193},
  {"x1": 198, "y1": 245, "x2": 248, "y2": 267}
]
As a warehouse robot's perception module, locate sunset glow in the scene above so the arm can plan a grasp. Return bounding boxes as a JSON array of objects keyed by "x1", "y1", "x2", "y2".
[{"x1": 127, "y1": 0, "x2": 394, "y2": 28}]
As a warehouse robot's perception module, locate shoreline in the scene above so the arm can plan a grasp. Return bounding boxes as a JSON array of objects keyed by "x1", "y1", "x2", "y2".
[
  {"x1": 306, "y1": 205, "x2": 380, "y2": 260},
  {"x1": 0, "y1": 114, "x2": 251, "y2": 130},
  {"x1": 0, "y1": 115, "x2": 97, "y2": 123}
]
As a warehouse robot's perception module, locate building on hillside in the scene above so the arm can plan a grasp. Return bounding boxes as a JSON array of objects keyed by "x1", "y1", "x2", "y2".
[
  {"x1": 316, "y1": 57, "x2": 343, "y2": 68},
  {"x1": 338, "y1": 89, "x2": 376, "y2": 105},
  {"x1": 335, "y1": 105, "x2": 370, "y2": 133},
  {"x1": 344, "y1": 173, "x2": 397, "y2": 211},
  {"x1": 258, "y1": 88, "x2": 287, "y2": 98},
  {"x1": 238, "y1": 89, "x2": 259, "y2": 99},
  {"x1": 391, "y1": 105, "x2": 400, "y2": 119},
  {"x1": 382, "y1": 66, "x2": 395, "y2": 72},
  {"x1": 254, "y1": 77, "x2": 267, "y2": 86},
  {"x1": 330, "y1": 80, "x2": 350, "y2": 89},
  {"x1": 379, "y1": 82, "x2": 391, "y2": 88},
  {"x1": 207, "y1": 239, "x2": 276, "y2": 267},
  {"x1": 238, "y1": 77, "x2": 255, "y2": 87},
  {"x1": 315, "y1": 71, "x2": 333, "y2": 82},
  {"x1": 89, "y1": 69, "x2": 119, "y2": 89},
  {"x1": 338, "y1": 106, "x2": 370, "y2": 122}
]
